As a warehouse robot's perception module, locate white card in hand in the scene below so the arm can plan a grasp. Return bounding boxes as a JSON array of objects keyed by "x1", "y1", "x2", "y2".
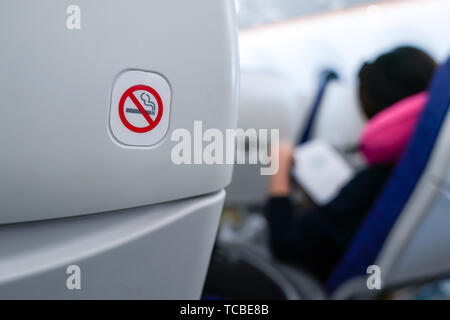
[{"x1": 292, "y1": 140, "x2": 354, "y2": 205}]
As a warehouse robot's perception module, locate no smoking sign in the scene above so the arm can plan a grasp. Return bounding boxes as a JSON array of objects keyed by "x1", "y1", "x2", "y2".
[
  {"x1": 110, "y1": 71, "x2": 171, "y2": 146},
  {"x1": 118, "y1": 85, "x2": 163, "y2": 133}
]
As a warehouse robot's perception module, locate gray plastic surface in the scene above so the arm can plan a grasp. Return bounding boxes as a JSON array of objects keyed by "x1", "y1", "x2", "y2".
[
  {"x1": 0, "y1": 190, "x2": 225, "y2": 299},
  {"x1": 0, "y1": 0, "x2": 239, "y2": 223},
  {"x1": 387, "y1": 185, "x2": 450, "y2": 285}
]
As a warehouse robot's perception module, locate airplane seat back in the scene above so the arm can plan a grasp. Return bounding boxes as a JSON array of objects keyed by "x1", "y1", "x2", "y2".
[
  {"x1": 0, "y1": 0, "x2": 238, "y2": 224},
  {"x1": 0, "y1": 0, "x2": 238, "y2": 299},
  {"x1": 328, "y1": 56, "x2": 450, "y2": 298},
  {"x1": 226, "y1": 72, "x2": 300, "y2": 206}
]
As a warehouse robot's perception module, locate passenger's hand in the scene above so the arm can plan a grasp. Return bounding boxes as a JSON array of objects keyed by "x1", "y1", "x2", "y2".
[
  {"x1": 278, "y1": 140, "x2": 295, "y2": 172},
  {"x1": 268, "y1": 140, "x2": 294, "y2": 197}
]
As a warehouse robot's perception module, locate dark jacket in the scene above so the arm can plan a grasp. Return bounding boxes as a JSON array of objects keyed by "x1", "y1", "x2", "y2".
[{"x1": 266, "y1": 165, "x2": 393, "y2": 281}]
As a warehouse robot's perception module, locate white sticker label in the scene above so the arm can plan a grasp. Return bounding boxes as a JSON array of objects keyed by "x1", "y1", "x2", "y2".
[{"x1": 110, "y1": 71, "x2": 171, "y2": 146}]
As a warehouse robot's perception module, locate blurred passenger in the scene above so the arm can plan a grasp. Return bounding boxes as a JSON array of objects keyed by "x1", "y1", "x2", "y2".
[{"x1": 266, "y1": 46, "x2": 437, "y2": 281}]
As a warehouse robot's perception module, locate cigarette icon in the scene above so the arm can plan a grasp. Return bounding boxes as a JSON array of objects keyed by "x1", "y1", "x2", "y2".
[{"x1": 126, "y1": 108, "x2": 154, "y2": 115}]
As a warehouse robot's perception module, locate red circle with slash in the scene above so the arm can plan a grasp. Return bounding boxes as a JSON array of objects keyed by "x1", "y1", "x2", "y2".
[{"x1": 118, "y1": 85, "x2": 163, "y2": 133}]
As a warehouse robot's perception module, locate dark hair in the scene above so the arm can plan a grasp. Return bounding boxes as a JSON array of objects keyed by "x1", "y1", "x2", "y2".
[{"x1": 359, "y1": 46, "x2": 437, "y2": 119}]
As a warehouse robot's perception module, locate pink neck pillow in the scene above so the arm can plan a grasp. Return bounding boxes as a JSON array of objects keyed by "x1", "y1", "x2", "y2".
[{"x1": 360, "y1": 92, "x2": 428, "y2": 165}]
